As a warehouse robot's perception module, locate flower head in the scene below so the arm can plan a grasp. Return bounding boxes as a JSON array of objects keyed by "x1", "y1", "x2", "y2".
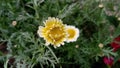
[
  {"x1": 110, "y1": 36, "x2": 120, "y2": 51},
  {"x1": 37, "y1": 17, "x2": 67, "y2": 48},
  {"x1": 65, "y1": 25, "x2": 79, "y2": 42},
  {"x1": 118, "y1": 17, "x2": 120, "y2": 21},
  {"x1": 98, "y1": 43, "x2": 104, "y2": 48},
  {"x1": 98, "y1": 4, "x2": 104, "y2": 8},
  {"x1": 110, "y1": 35, "x2": 120, "y2": 62},
  {"x1": 103, "y1": 56, "x2": 114, "y2": 67},
  {"x1": 12, "y1": 21, "x2": 17, "y2": 26}
]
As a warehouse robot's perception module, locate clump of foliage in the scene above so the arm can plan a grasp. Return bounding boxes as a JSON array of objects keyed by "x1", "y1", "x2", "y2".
[{"x1": 0, "y1": 0, "x2": 120, "y2": 68}]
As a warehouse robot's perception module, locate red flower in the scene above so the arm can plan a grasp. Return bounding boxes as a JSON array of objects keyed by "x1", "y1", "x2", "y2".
[
  {"x1": 110, "y1": 36, "x2": 120, "y2": 51},
  {"x1": 110, "y1": 35, "x2": 120, "y2": 62},
  {"x1": 118, "y1": 59, "x2": 120, "y2": 62},
  {"x1": 103, "y1": 57, "x2": 114, "y2": 66},
  {"x1": 114, "y1": 36, "x2": 120, "y2": 41},
  {"x1": 111, "y1": 42, "x2": 120, "y2": 51},
  {"x1": 103, "y1": 36, "x2": 120, "y2": 66}
]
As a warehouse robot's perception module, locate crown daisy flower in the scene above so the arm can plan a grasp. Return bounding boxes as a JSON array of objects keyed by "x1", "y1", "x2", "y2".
[
  {"x1": 37, "y1": 17, "x2": 67, "y2": 48},
  {"x1": 65, "y1": 25, "x2": 79, "y2": 42}
]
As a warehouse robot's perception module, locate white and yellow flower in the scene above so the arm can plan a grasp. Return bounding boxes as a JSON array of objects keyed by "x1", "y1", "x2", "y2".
[
  {"x1": 65, "y1": 25, "x2": 79, "y2": 42},
  {"x1": 37, "y1": 17, "x2": 80, "y2": 48},
  {"x1": 37, "y1": 17, "x2": 67, "y2": 48}
]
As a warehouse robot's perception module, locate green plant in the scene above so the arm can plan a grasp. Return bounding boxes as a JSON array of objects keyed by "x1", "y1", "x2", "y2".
[{"x1": 0, "y1": 0, "x2": 120, "y2": 68}]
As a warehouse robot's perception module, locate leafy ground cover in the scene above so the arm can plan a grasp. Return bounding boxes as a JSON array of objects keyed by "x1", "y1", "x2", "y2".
[{"x1": 0, "y1": 0, "x2": 120, "y2": 68}]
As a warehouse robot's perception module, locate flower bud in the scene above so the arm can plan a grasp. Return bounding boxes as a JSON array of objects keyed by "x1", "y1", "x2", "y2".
[
  {"x1": 98, "y1": 43, "x2": 104, "y2": 48},
  {"x1": 12, "y1": 21, "x2": 17, "y2": 26}
]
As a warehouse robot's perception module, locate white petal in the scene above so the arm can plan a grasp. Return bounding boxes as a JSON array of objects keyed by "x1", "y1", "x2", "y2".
[
  {"x1": 37, "y1": 26, "x2": 44, "y2": 37},
  {"x1": 45, "y1": 42, "x2": 50, "y2": 46}
]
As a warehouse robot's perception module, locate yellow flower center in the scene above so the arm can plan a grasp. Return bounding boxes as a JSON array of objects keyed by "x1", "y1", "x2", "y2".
[
  {"x1": 67, "y1": 28, "x2": 76, "y2": 39},
  {"x1": 48, "y1": 26, "x2": 66, "y2": 45}
]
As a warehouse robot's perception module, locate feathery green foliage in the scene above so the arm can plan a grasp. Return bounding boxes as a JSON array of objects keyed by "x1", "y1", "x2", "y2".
[{"x1": 0, "y1": 0, "x2": 120, "y2": 68}]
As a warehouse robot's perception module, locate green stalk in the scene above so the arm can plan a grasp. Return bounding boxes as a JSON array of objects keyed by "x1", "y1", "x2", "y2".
[
  {"x1": 4, "y1": 59, "x2": 9, "y2": 68},
  {"x1": 33, "y1": 0, "x2": 39, "y2": 19},
  {"x1": 107, "y1": 65, "x2": 111, "y2": 68},
  {"x1": 46, "y1": 46, "x2": 62, "y2": 68}
]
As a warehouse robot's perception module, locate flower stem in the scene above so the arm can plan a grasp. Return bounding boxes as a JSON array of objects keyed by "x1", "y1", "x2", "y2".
[
  {"x1": 107, "y1": 65, "x2": 111, "y2": 68},
  {"x1": 47, "y1": 46, "x2": 62, "y2": 68}
]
